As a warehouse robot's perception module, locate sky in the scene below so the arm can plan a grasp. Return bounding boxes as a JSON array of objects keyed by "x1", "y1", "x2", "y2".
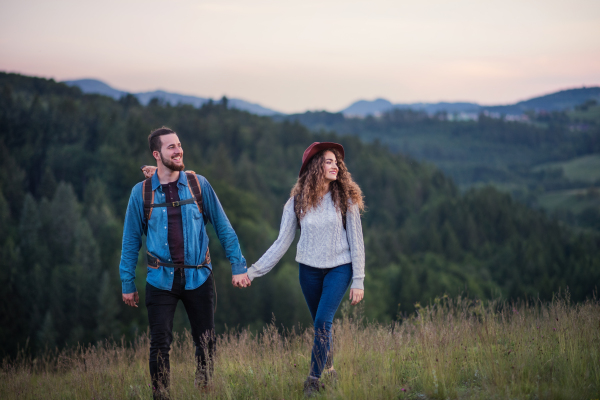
[{"x1": 1, "y1": 0, "x2": 599, "y2": 113}]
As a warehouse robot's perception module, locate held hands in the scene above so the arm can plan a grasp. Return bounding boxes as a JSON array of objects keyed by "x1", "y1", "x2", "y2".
[
  {"x1": 123, "y1": 292, "x2": 139, "y2": 307},
  {"x1": 232, "y1": 273, "x2": 251, "y2": 288},
  {"x1": 349, "y1": 288, "x2": 364, "y2": 305}
]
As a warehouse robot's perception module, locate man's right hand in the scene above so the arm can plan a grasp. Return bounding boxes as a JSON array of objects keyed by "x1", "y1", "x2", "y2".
[
  {"x1": 141, "y1": 165, "x2": 157, "y2": 179},
  {"x1": 123, "y1": 292, "x2": 139, "y2": 307}
]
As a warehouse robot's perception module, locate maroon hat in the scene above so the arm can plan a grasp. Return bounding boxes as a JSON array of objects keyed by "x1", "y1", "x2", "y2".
[{"x1": 299, "y1": 142, "x2": 345, "y2": 177}]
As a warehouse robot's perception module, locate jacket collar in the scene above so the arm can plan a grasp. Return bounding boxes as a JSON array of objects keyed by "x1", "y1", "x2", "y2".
[{"x1": 151, "y1": 170, "x2": 188, "y2": 191}]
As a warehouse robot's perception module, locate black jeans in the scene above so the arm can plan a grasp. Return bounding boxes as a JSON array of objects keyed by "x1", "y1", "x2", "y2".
[{"x1": 146, "y1": 269, "x2": 215, "y2": 390}]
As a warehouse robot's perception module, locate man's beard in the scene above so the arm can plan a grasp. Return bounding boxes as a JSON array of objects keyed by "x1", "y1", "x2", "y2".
[{"x1": 160, "y1": 152, "x2": 185, "y2": 171}]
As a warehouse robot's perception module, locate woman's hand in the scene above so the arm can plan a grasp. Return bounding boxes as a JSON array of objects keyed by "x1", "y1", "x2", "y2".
[
  {"x1": 141, "y1": 165, "x2": 157, "y2": 179},
  {"x1": 349, "y1": 288, "x2": 364, "y2": 305}
]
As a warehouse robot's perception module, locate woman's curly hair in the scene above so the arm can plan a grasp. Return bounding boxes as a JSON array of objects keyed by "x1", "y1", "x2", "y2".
[{"x1": 291, "y1": 148, "x2": 364, "y2": 221}]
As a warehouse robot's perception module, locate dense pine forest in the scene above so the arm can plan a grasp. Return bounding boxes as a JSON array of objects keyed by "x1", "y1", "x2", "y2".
[{"x1": 0, "y1": 72, "x2": 599, "y2": 359}]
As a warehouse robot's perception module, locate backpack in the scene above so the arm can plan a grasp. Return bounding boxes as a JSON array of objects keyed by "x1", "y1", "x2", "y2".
[
  {"x1": 142, "y1": 171, "x2": 211, "y2": 266},
  {"x1": 142, "y1": 172, "x2": 205, "y2": 221}
]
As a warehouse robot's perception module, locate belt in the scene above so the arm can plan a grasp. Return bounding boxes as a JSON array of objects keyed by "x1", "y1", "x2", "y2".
[
  {"x1": 146, "y1": 251, "x2": 217, "y2": 312},
  {"x1": 146, "y1": 251, "x2": 211, "y2": 269}
]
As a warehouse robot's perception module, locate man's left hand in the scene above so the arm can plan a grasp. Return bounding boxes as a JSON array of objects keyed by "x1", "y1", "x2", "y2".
[
  {"x1": 122, "y1": 292, "x2": 139, "y2": 307},
  {"x1": 232, "y1": 273, "x2": 251, "y2": 288}
]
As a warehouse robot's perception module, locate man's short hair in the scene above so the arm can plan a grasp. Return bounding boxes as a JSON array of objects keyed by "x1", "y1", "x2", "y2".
[{"x1": 148, "y1": 127, "x2": 176, "y2": 153}]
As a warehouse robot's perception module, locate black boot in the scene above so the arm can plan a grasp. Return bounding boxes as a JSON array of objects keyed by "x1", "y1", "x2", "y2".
[{"x1": 152, "y1": 387, "x2": 170, "y2": 400}]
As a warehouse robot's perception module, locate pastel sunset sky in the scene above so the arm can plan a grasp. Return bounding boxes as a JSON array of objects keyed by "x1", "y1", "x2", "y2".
[{"x1": 1, "y1": 0, "x2": 599, "y2": 113}]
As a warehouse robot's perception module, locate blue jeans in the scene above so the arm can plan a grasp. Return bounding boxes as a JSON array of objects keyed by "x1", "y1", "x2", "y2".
[{"x1": 299, "y1": 263, "x2": 353, "y2": 379}]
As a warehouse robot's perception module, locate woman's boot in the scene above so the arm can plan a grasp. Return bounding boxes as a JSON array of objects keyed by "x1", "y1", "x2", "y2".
[{"x1": 303, "y1": 376, "x2": 321, "y2": 397}]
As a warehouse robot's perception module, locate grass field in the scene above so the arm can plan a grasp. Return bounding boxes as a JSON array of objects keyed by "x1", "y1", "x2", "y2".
[
  {"x1": 2, "y1": 295, "x2": 599, "y2": 399},
  {"x1": 533, "y1": 154, "x2": 600, "y2": 184},
  {"x1": 537, "y1": 188, "x2": 600, "y2": 215},
  {"x1": 568, "y1": 104, "x2": 600, "y2": 122}
]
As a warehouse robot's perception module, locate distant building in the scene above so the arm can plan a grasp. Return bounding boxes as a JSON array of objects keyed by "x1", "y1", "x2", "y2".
[
  {"x1": 482, "y1": 110, "x2": 502, "y2": 119},
  {"x1": 447, "y1": 112, "x2": 478, "y2": 121},
  {"x1": 505, "y1": 114, "x2": 530, "y2": 122}
]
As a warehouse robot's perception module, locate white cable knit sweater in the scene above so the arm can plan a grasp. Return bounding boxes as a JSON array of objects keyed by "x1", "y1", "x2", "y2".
[{"x1": 246, "y1": 192, "x2": 365, "y2": 290}]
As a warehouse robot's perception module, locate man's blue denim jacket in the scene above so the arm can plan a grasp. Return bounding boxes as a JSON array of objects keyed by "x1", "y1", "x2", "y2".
[{"x1": 119, "y1": 171, "x2": 247, "y2": 294}]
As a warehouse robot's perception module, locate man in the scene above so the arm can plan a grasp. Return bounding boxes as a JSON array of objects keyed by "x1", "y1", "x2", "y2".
[{"x1": 119, "y1": 127, "x2": 251, "y2": 397}]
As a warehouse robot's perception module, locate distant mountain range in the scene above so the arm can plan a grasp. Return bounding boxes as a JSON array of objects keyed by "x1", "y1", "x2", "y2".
[
  {"x1": 64, "y1": 78, "x2": 600, "y2": 117},
  {"x1": 63, "y1": 79, "x2": 282, "y2": 116},
  {"x1": 340, "y1": 87, "x2": 600, "y2": 117}
]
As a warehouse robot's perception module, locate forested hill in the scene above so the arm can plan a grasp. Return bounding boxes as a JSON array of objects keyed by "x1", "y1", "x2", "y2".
[{"x1": 0, "y1": 72, "x2": 599, "y2": 358}]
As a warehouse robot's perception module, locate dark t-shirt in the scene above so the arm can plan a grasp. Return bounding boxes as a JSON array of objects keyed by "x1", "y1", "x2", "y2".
[{"x1": 162, "y1": 180, "x2": 185, "y2": 265}]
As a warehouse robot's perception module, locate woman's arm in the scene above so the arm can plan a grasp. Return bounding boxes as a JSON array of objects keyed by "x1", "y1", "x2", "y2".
[
  {"x1": 346, "y1": 203, "x2": 365, "y2": 304},
  {"x1": 247, "y1": 197, "x2": 298, "y2": 280},
  {"x1": 346, "y1": 203, "x2": 365, "y2": 291}
]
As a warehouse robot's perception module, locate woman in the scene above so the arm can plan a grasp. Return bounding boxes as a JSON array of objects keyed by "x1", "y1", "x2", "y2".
[{"x1": 247, "y1": 141, "x2": 365, "y2": 395}]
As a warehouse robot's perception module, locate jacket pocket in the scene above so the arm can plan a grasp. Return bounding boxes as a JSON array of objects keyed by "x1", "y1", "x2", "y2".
[{"x1": 191, "y1": 207, "x2": 202, "y2": 220}]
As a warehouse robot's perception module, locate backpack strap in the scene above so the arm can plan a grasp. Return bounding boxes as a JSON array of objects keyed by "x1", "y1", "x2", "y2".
[
  {"x1": 141, "y1": 172, "x2": 202, "y2": 222},
  {"x1": 186, "y1": 172, "x2": 203, "y2": 215},
  {"x1": 143, "y1": 176, "x2": 196, "y2": 218},
  {"x1": 186, "y1": 172, "x2": 212, "y2": 265},
  {"x1": 142, "y1": 178, "x2": 155, "y2": 221}
]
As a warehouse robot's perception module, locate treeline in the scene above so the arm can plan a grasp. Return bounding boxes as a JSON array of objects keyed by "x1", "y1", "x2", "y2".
[
  {"x1": 282, "y1": 108, "x2": 600, "y2": 157},
  {"x1": 0, "y1": 72, "x2": 599, "y2": 358}
]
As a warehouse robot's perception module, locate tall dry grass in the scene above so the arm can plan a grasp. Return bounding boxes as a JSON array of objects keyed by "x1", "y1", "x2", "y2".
[{"x1": 2, "y1": 294, "x2": 599, "y2": 399}]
